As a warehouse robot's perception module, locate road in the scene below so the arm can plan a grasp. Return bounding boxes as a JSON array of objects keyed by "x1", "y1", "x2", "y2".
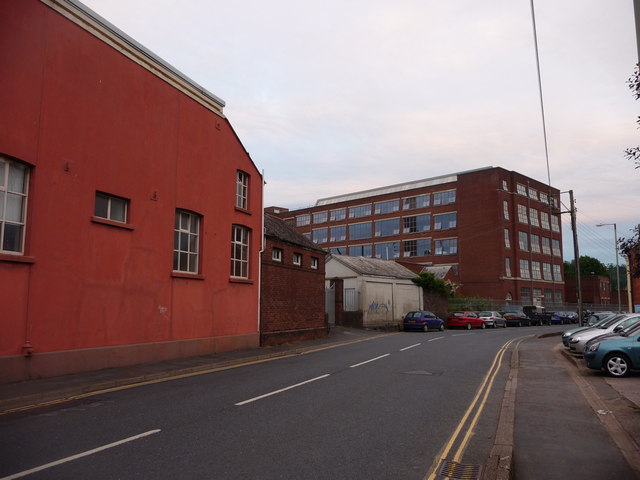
[{"x1": 0, "y1": 326, "x2": 551, "y2": 479}]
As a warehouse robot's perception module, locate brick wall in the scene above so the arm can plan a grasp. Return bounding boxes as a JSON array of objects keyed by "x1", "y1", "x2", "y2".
[{"x1": 261, "y1": 238, "x2": 327, "y2": 345}]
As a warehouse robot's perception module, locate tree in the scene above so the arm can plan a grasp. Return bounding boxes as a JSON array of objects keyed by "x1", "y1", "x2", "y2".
[
  {"x1": 412, "y1": 272, "x2": 456, "y2": 297},
  {"x1": 620, "y1": 225, "x2": 640, "y2": 279},
  {"x1": 625, "y1": 65, "x2": 640, "y2": 169},
  {"x1": 563, "y1": 256, "x2": 609, "y2": 277}
]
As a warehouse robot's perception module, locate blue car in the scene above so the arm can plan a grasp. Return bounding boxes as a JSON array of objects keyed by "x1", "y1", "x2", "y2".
[
  {"x1": 584, "y1": 325, "x2": 640, "y2": 377},
  {"x1": 403, "y1": 311, "x2": 445, "y2": 332},
  {"x1": 551, "y1": 312, "x2": 576, "y2": 325}
]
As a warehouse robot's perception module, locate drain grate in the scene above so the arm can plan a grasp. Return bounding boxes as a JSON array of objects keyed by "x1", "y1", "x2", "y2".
[{"x1": 437, "y1": 460, "x2": 481, "y2": 480}]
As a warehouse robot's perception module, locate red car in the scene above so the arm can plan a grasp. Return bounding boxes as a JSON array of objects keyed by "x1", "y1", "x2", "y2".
[{"x1": 447, "y1": 311, "x2": 486, "y2": 330}]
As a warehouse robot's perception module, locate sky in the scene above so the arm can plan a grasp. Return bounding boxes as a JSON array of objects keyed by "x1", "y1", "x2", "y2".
[{"x1": 80, "y1": 0, "x2": 639, "y2": 264}]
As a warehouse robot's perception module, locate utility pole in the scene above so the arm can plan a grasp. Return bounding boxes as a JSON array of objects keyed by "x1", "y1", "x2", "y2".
[{"x1": 569, "y1": 191, "x2": 583, "y2": 325}]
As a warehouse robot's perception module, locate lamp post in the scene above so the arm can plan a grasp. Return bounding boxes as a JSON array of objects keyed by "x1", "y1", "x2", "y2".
[{"x1": 596, "y1": 223, "x2": 622, "y2": 311}]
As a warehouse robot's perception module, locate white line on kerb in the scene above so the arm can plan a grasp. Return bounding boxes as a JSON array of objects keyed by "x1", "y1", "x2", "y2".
[
  {"x1": 235, "y1": 374, "x2": 330, "y2": 406},
  {"x1": 400, "y1": 343, "x2": 421, "y2": 351},
  {"x1": 0, "y1": 429, "x2": 161, "y2": 480},
  {"x1": 350, "y1": 354, "x2": 390, "y2": 368},
  {"x1": 428, "y1": 337, "x2": 445, "y2": 342}
]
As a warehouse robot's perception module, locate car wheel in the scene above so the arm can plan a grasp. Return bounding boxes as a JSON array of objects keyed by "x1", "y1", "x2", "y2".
[
  {"x1": 481, "y1": 323, "x2": 486, "y2": 329},
  {"x1": 502, "y1": 323, "x2": 507, "y2": 328},
  {"x1": 439, "y1": 323, "x2": 445, "y2": 332},
  {"x1": 466, "y1": 323, "x2": 471, "y2": 330},
  {"x1": 423, "y1": 324, "x2": 428, "y2": 333},
  {"x1": 604, "y1": 354, "x2": 631, "y2": 377},
  {"x1": 518, "y1": 321, "x2": 522, "y2": 327}
]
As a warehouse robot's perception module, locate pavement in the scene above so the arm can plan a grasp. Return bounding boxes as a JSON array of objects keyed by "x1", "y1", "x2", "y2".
[{"x1": 1, "y1": 327, "x2": 639, "y2": 479}]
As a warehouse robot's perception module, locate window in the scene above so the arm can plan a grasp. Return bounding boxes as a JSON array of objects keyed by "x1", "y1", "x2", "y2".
[
  {"x1": 504, "y1": 229, "x2": 510, "y2": 248},
  {"x1": 272, "y1": 248, "x2": 282, "y2": 262},
  {"x1": 533, "y1": 288, "x2": 542, "y2": 300},
  {"x1": 517, "y1": 204, "x2": 528, "y2": 224},
  {"x1": 553, "y1": 264, "x2": 562, "y2": 282},
  {"x1": 521, "y1": 287, "x2": 531, "y2": 302},
  {"x1": 435, "y1": 238, "x2": 457, "y2": 255},
  {"x1": 293, "y1": 253, "x2": 302, "y2": 266},
  {"x1": 312, "y1": 228, "x2": 328, "y2": 244},
  {"x1": 503, "y1": 200, "x2": 509, "y2": 220},
  {"x1": 330, "y1": 208, "x2": 346, "y2": 221},
  {"x1": 403, "y1": 214, "x2": 430, "y2": 233},
  {"x1": 543, "y1": 262, "x2": 552, "y2": 280},
  {"x1": 532, "y1": 261, "x2": 542, "y2": 279},
  {"x1": 235, "y1": 171, "x2": 248, "y2": 209},
  {"x1": 349, "y1": 222, "x2": 371, "y2": 240},
  {"x1": 344, "y1": 288, "x2": 357, "y2": 311},
  {"x1": 375, "y1": 241, "x2": 400, "y2": 259},
  {"x1": 554, "y1": 290, "x2": 563, "y2": 303},
  {"x1": 542, "y1": 237, "x2": 551, "y2": 255},
  {"x1": 403, "y1": 238, "x2": 431, "y2": 257},
  {"x1": 505, "y1": 257, "x2": 512, "y2": 277},
  {"x1": 349, "y1": 244, "x2": 372, "y2": 257},
  {"x1": 296, "y1": 214, "x2": 311, "y2": 227},
  {"x1": 529, "y1": 208, "x2": 539, "y2": 227},
  {"x1": 519, "y1": 259, "x2": 530, "y2": 279},
  {"x1": 516, "y1": 183, "x2": 527, "y2": 196},
  {"x1": 545, "y1": 289, "x2": 553, "y2": 302},
  {"x1": 403, "y1": 194, "x2": 429, "y2": 210},
  {"x1": 528, "y1": 188, "x2": 538, "y2": 201},
  {"x1": 95, "y1": 192, "x2": 128, "y2": 223},
  {"x1": 374, "y1": 218, "x2": 400, "y2": 237},
  {"x1": 540, "y1": 212, "x2": 550, "y2": 230},
  {"x1": 311, "y1": 257, "x2": 319, "y2": 269},
  {"x1": 374, "y1": 200, "x2": 399, "y2": 214},
  {"x1": 174, "y1": 210, "x2": 200, "y2": 273},
  {"x1": 502, "y1": 180, "x2": 508, "y2": 191},
  {"x1": 230, "y1": 225, "x2": 250, "y2": 278},
  {"x1": 552, "y1": 239, "x2": 561, "y2": 257},
  {"x1": 518, "y1": 231, "x2": 529, "y2": 251},
  {"x1": 0, "y1": 157, "x2": 29, "y2": 253},
  {"x1": 330, "y1": 225, "x2": 346, "y2": 242},
  {"x1": 330, "y1": 247, "x2": 346, "y2": 255},
  {"x1": 349, "y1": 204, "x2": 371, "y2": 218},
  {"x1": 551, "y1": 215, "x2": 560, "y2": 233},
  {"x1": 540, "y1": 192, "x2": 548, "y2": 204},
  {"x1": 530, "y1": 234, "x2": 540, "y2": 253},
  {"x1": 434, "y1": 213, "x2": 457, "y2": 230},
  {"x1": 433, "y1": 190, "x2": 456, "y2": 205},
  {"x1": 313, "y1": 211, "x2": 328, "y2": 224}
]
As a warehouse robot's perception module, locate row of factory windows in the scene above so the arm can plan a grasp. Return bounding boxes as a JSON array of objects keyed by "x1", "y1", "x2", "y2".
[
  {"x1": 295, "y1": 190, "x2": 456, "y2": 227},
  {"x1": 304, "y1": 213, "x2": 456, "y2": 244},
  {"x1": 325, "y1": 237, "x2": 457, "y2": 260}
]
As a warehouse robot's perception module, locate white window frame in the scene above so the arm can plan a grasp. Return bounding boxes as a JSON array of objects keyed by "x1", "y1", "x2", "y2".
[
  {"x1": 516, "y1": 183, "x2": 527, "y2": 196},
  {"x1": 519, "y1": 259, "x2": 530, "y2": 279},
  {"x1": 504, "y1": 229, "x2": 510, "y2": 248},
  {"x1": 310, "y1": 257, "x2": 319, "y2": 269},
  {"x1": 231, "y1": 225, "x2": 250, "y2": 278},
  {"x1": 272, "y1": 247, "x2": 283, "y2": 262},
  {"x1": 503, "y1": 200, "x2": 509, "y2": 220},
  {"x1": 235, "y1": 170, "x2": 248, "y2": 209},
  {"x1": 174, "y1": 210, "x2": 200, "y2": 274},
  {"x1": 293, "y1": 252, "x2": 302, "y2": 266},
  {"x1": 505, "y1": 257, "x2": 512, "y2": 277},
  {"x1": 95, "y1": 192, "x2": 129, "y2": 223},
  {"x1": 529, "y1": 208, "x2": 539, "y2": 227},
  {"x1": 0, "y1": 157, "x2": 29, "y2": 254},
  {"x1": 517, "y1": 204, "x2": 528, "y2": 224}
]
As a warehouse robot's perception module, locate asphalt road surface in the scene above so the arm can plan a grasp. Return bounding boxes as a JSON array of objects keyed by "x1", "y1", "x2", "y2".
[{"x1": 0, "y1": 326, "x2": 551, "y2": 479}]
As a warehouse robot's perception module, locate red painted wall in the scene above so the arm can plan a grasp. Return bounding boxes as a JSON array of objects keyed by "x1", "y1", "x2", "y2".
[{"x1": 0, "y1": 0, "x2": 262, "y2": 378}]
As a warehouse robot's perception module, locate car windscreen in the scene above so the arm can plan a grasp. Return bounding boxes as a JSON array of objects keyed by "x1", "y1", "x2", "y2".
[
  {"x1": 478, "y1": 312, "x2": 492, "y2": 317},
  {"x1": 619, "y1": 316, "x2": 640, "y2": 335},
  {"x1": 599, "y1": 315, "x2": 626, "y2": 328},
  {"x1": 407, "y1": 312, "x2": 421, "y2": 318}
]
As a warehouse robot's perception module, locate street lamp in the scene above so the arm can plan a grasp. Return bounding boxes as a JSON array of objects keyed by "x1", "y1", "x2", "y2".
[{"x1": 596, "y1": 223, "x2": 622, "y2": 311}]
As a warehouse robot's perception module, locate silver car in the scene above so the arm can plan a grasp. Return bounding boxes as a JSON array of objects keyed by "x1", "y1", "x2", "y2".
[
  {"x1": 478, "y1": 311, "x2": 507, "y2": 328},
  {"x1": 568, "y1": 314, "x2": 640, "y2": 354}
]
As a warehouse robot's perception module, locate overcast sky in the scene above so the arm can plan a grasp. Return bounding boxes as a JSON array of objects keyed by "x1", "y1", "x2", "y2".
[{"x1": 81, "y1": 0, "x2": 639, "y2": 265}]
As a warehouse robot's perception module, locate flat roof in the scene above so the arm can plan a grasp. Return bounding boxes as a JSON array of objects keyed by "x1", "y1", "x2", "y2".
[{"x1": 315, "y1": 166, "x2": 493, "y2": 207}]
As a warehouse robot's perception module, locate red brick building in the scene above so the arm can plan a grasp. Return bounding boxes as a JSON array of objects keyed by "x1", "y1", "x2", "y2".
[
  {"x1": 0, "y1": 0, "x2": 262, "y2": 382},
  {"x1": 273, "y1": 167, "x2": 564, "y2": 306},
  {"x1": 564, "y1": 275, "x2": 611, "y2": 305},
  {"x1": 261, "y1": 215, "x2": 327, "y2": 345}
]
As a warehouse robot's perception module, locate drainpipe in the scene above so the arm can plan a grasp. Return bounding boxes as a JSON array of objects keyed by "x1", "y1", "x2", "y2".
[{"x1": 257, "y1": 170, "x2": 265, "y2": 343}]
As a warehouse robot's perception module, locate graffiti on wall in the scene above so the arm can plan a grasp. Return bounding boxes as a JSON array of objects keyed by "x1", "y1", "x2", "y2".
[{"x1": 368, "y1": 300, "x2": 391, "y2": 313}]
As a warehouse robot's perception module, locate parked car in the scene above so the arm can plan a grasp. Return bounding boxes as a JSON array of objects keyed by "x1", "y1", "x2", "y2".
[
  {"x1": 503, "y1": 311, "x2": 531, "y2": 327},
  {"x1": 583, "y1": 320, "x2": 640, "y2": 354},
  {"x1": 403, "y1": 311, "x2": 445, "y2": 332},
  {"x1": 522, "y1": 305, "x2": 551, "y2": 325},
  {"x1": 447, "y1": 311, "x2": 484, "y2": 329},
  {"x1": 585, "y1": 311, "x2": 617, "y2": 326},
  {"x1": 584, "y1": 323, "x2": 640, "y2": 377},
  {"x1": 568, "y1": 314, "x2": 640, "y2": 354},
  {"x1": 561, "y1": 313, "x2": 619, "y2": 347},
  {"x1": 551, "y1": 312, "x2": 577, "y2": 325},
  {"x1": 478, "y1": 311, "x2": 507, "y2": 328}
]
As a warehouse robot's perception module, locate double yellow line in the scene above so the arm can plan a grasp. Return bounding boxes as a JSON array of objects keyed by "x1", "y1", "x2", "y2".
[{"x1": 425, "y1": 336, "x2": 521, "y2": 480}]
